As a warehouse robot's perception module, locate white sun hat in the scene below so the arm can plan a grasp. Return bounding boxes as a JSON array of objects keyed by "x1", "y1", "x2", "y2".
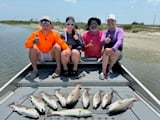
[
  {"x1": 40, "y1": 16, "x2": 52, "y2": 22},
  {"x1": 107, "y1": 14, "x2": 116, "y2": 21}
]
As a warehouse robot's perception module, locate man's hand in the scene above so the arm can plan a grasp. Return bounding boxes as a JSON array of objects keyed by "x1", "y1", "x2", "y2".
[
  {"x1": 87, "y1": 40, "x2": 93, "y2": 48},
  {"x1": 33, "y1": 44, "x2": 40, "y2": 52},
  {"x1": 63, "y1": 48, "x2": 71, "y2": 56}
]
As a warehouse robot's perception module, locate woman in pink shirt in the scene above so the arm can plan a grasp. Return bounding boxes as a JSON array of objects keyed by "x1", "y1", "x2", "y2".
[{"x1": 82, "y1": 17, "x2": 103, "y2": 58}]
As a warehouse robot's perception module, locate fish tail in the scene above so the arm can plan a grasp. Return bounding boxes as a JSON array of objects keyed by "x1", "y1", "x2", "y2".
[{"x1": 47, "y1": 108, "x2": 59, "y2": 116}]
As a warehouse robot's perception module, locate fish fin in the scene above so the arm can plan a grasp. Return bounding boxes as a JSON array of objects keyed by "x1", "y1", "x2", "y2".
[
  {"x1": 8, "y1": 102, "x2": 16, "y2": 107},
  {"x1": 128, "y1": 103, "x2": 133, "y2": 109},
  {"x1": 47, "y1": 108, "x2": 54, "y2": 116},
  {"x1": 134, "y1": 96, "x2": 140, "y2": 102},
  {"x1": 9, "y1": 102, "x2": 16, "y2": 111},
  {"x1": 75, "y1": 83, "x2": 82, "y2": 89},
  {"x1": 118, "y1": 100, "x2": 123, "y2": 104}
]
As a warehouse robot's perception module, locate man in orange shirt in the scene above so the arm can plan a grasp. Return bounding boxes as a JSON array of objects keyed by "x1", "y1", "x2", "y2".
[{"x1": 25, "y1": 16, "x2": 71, "y2": 79}]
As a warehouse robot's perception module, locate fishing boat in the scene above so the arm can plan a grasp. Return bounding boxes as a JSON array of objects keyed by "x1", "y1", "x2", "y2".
[{"x1": 0, "y1": 58, "x2": 160, "y2": 120}]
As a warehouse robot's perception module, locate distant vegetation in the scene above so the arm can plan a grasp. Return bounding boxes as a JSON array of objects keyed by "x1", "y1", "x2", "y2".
[{"x1": 0, "y1": 20, "x2": 160, "y2": 33}]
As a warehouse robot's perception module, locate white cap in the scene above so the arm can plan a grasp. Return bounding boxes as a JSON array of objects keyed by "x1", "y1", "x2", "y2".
[
  {"x1": 107, "y1": 14, "x2": 116, "y2": 21},
  {"x1": 40, "y1": 16, "x2": 52, "y2": 22}
]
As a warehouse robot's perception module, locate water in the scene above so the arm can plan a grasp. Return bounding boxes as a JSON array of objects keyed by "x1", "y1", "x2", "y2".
[
  {"x1": 0, "y1": 24, "x2": 31, "y2": 85},
  {"x1": 0, "y1": 24, "x2": 160, "y2": 100}
]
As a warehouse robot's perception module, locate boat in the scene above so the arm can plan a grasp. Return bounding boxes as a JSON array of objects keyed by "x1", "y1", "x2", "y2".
[{"x1": 0, "y1": 58, "x2": 160, "y2": 120}]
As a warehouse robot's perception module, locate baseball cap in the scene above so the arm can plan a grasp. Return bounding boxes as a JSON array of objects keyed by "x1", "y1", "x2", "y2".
[
  {"x1": 40, "y1": 16, "x2": 52, "y2": 22},
  {"x1": 107, "y1": 14, "x2": 116, "y2": 21}
]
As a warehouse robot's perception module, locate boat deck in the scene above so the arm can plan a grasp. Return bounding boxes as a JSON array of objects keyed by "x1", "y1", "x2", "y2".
[{"x1": 0, "y1": 63, "x2": 159, "y2": 120}]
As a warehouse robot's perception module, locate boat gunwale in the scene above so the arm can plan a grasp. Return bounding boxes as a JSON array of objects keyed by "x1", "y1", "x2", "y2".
[
  {"x1": 0, "y1": 63, "x2": 32, "y2": 101},
  {"x1": 119, "y1": 63, "x2": 160, "y2": 116}
]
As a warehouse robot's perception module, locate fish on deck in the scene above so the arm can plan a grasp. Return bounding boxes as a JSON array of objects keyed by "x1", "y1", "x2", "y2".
[
  {"x1": 10, "y1": 103, "x2": 39, "y2": 119},
  {"x1": 28, "y1": 94, "x2": 46, "y2": 113},
  {"x1": 47, "y1": 108, "x2": 92, "y2": 117},
  {"x1": 107, "y1": 96, "x2": 139, "y2": 115},
  {"x1": 82, "y1": 88, "x2": 90, "y2": 109}
]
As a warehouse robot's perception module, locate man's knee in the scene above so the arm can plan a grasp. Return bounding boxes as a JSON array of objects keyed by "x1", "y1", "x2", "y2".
[
  {"x1": 53, "y1": 43, "x2": 61, "y2": 52},
  {"x1": 29, "y1": 48, "x2": 39, "y2": 54}
]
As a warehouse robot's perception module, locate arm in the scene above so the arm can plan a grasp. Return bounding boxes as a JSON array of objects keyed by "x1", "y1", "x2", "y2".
[
  {"x1": 55, "y1": 33, "x2": 69, "y2": 50},
  {"x1": 100, "y1": 30, "x2": 107, "y2": 45},
  {"x1": 112, "y1": 28, "x2": 124, "y2": 51},
  {"x1": 25, "y1": 33, "x2": 35, "y2": 48},
  {"x1": 74, "y1": 33, "x2": 84, "y2": 49}
]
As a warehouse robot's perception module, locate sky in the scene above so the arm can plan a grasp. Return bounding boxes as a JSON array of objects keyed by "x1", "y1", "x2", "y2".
[{"x1": 0, "y1": 0, "x2": 160, "y2": 24}]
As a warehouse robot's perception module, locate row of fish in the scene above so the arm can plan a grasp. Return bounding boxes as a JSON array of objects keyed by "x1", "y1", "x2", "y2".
[
  {"x1": 10, "y1": 103, "x2": 92, "y2": 118},
  {"x1": 10, "y1": 84, "x2": 139, "y2": 118}
]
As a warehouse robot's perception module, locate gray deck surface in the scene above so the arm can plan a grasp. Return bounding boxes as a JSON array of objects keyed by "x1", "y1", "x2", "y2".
[{"x1": 0, "y1": 64, "x2": 159, "y2": 120}]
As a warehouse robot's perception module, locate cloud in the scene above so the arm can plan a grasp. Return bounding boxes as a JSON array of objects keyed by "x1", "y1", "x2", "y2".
[
  {"x1": 147, "y1": 0, "x2": 160, "y2": 5},
  {"x1": 64, "y1": 0, "x2": 77, "y2": 4}
]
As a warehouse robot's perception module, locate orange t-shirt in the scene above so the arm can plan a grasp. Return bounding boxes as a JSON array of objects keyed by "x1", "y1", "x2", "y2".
[{"x1": 25, "y1": 29, "x2": 69, "y2": 52}]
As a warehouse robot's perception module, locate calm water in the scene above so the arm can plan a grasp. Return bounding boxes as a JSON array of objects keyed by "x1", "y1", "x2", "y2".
[
  {"x1": 0, "y1": 24, "x2": 31, "y2": 85},
  {"x1": 0, "y1": 24, "x2": 160, "y2": 100}
]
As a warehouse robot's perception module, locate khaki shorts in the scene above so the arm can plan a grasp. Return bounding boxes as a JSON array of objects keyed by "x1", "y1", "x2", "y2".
[{"x1": 39, "y1": 51, "x2": 53, "y2": 62}]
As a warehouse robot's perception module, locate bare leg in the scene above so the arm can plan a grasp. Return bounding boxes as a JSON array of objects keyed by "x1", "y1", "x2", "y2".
[
  {"x1": 51, "y1": 43, "x2": 61, "y2": 70},
  {"x1": 102, "y1": 49, "x2": 109, "y2": 73},
  {"x1": 71, "y1": 49, "x2": 80, "y2": 71},
  {"x1": 108, "y1": 50, "x2": 120, "y2": 70},
  {"x1": 61, "y1": 49, "x2": 70, "y2": 70},
  {"x1": 29, "y1": 48, "x2": 40, "y2": 72}
]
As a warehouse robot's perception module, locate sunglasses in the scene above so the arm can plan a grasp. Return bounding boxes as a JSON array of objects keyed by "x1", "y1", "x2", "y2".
[
  {"x1": 41, "y1": 20, "x2": 51, "y2": 25},
  {"x1": 107, "y1": 19, "x2": 115, "y2": 23},
  {"x1": 66, "y1": 22, "x2": 75, "y2": 26},
  {"x1": 90, "y1": 22, "x2": 98, "y2": 26}
]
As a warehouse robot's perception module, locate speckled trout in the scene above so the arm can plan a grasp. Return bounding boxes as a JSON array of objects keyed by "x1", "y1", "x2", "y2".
[
  {"x1": 107, "y1": 96, "x2": 139, "y2": 114},
  {"x1": 40, "y1": 92, "x2": 58, "y2": 110},
  {"x1": 28, "y1": 94, "x2": 46, "y2": 113},
  {"x1": 93, "y1": 90, "x2": 103, "y2": 109},
  {"x1": 10, "y1": 103, "x2": 39, "y2": 118},
  {"x1": 102, "y1": 89, "x2": 113, "y2": 109},
  {"x1": 66, "y1": 84, "x2": 81, "y2": 105},
  {"x1": 47, "y1": 108, "x2": 92, "y2": 117},
  {"x1": 82, "y1": 88, "x2": 90, "y2": 109},
  {"x1": 54, "y1": 89, "x2": 66, "y2": 107}
]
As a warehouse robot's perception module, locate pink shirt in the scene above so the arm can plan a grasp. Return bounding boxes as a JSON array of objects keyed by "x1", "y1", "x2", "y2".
[{"x1": 82, "y1": 30, "x2": 103, "y2": 58}]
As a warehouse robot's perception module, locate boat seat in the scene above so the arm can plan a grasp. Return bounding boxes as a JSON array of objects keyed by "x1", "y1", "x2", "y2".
[{"x1": 37, "y1": 57, "x2": 102, "y2": 65}]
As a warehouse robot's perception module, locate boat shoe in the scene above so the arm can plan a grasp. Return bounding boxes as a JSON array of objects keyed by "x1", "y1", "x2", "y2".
[
  {"x1": 52, "y1": 69, "x2": 61, "y2": 78},
  {"x1": 99, "y1": 72, "x2": 108, "y2": 80}
]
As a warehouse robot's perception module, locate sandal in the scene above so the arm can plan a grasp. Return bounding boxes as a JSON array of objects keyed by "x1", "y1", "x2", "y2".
[
  {"x1": 71, "y1": 70, "x2": 78, "y2": 76},
  {"x1": 30, "y1": 71, "x2": 38, "y2": 80},
  {"x1": 63, "y1": 70, "x2": 69, "y2": 77},
  {"x1": 52, "y1": 69, "x2": 61, "y2": 78}
]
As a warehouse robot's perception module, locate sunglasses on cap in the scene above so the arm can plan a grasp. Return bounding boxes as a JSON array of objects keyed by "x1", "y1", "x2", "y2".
[
  {"x1": 66, "y1": 22, "x2": 75, "y2": 26},
  {"x1": 41, "y1": 20, "x2": 51, "y2": 25}
]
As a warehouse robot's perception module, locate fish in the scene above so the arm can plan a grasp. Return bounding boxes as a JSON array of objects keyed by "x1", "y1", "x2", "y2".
[
  {"x1": 107, "y1": 96, "x2": 139, "y2": 115},
  {"x1": 28, "y1": 94, "x2": 46, "y2": 113},
  {"x1": 101, "y1": 89, "x2": 113, "y2": 109},
  {"x1": 40, "y1": 92, "x2": 58, "y2": 110},
  {"x1": 47, "y1": 108, "x2": 92, "y2": 117},
  {"x1": 54, "y1": 89, "x2": 66, "y2": 107},
  {"x1": 82, "y1": 88, "x2": 90, "y2": 109},
  {"x1": 66, "y1": 84, "x2": 81, "y2": 106},
  {"x1": 10, "y1": 103, "x2": 39, "y2": 119},
  {"x1": 93, "y1": 90, "x2": 103, "y2": 109}
]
